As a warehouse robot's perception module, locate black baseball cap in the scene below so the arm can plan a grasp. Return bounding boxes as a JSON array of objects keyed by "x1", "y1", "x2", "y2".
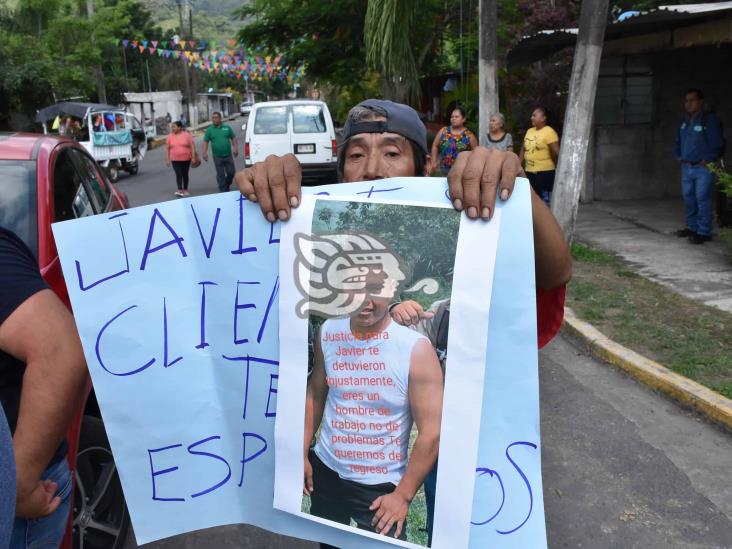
[{"x1": 342, "y1": 99, "x2": 428, "y2": 155}]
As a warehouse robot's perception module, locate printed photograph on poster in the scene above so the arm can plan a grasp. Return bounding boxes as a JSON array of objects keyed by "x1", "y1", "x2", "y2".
[{"x1": 292, "y1": 198, "x2": 460, "y2": 547}]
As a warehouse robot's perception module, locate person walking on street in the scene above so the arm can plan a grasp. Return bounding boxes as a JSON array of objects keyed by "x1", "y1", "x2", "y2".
[
  {"x1": 431, "y1": 107, "x2": 477, "y2": 175},
  {"x1": 202, "y1": 112, "x2": 239, "y2": 192},
  {"x1": 165, "y1": 121, "x2": 198, "y2": 197},
  {"x1": 485, "y1": 113, "x2": 514, "y2": 152},
  {"x1": 519, "y1": 106, "x2": 560, "y2": 205},
  {"x1": 674, "y1": 88, "x2": 725, "y2": 244}
]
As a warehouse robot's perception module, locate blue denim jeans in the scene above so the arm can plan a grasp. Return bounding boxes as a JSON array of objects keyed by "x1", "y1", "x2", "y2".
[
  {"x1": 0, "y1": 405, "x2": 15, "y2": 548},
  {"x1": 213, "y1": 155, "x2": 236, "y2": 192},
  {"x1": 681, "y1": 164, "x2": 714, "y2": 237},
  {"x1": 10, "y1": 458, "x2": 72, "y2": 549}
]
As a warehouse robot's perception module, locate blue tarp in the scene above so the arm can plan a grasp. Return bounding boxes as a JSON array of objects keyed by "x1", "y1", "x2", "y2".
[{"x1": 92, "y1": 130, "x2": 132, "y2": 146}]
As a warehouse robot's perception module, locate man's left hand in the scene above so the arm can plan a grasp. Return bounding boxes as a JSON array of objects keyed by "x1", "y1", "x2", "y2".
[
  {"x1": 390, "y1": 300, "x2": 433, "y2": 326},
  {"x1": 369, "y1": 491, "x2": 409, "y2": 538},
  {"x1": 15, "y1": 478, "x2": 61, "y2": 519},
  {"x1": 233, "y1": 149, "x2": 239, "y2": 158},
  {"x1": 447, "y1": 147, "x2": 525, "y2": 220}
]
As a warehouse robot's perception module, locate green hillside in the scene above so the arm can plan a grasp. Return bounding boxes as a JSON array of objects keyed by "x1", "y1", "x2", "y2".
[{"x1": 143, "y1": 0, "x2": 248, "y2": 42}]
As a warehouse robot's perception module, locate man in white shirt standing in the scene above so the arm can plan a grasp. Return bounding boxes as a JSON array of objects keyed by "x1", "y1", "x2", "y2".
[{"x1": 304, "y1": 276, "x2": 443, "y2": 541}]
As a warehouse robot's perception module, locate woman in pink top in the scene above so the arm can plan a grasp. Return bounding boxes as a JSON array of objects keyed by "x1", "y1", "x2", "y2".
[{"x1": 165, "y1": 121, "x2": 198, "y2": 197}]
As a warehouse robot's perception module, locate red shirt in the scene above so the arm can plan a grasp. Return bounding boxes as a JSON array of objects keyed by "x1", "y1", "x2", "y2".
[{"x1": 537, "y1": 285, "x2": 566, "y2": 348}]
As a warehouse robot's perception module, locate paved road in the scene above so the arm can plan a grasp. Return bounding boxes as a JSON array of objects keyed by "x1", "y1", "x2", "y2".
[
  {"x1": 117, "y1": 136, "x2": 732, "y2": 548},
  {"x1": 115, "y1": 116, "x2": 249, "y2": 207}
]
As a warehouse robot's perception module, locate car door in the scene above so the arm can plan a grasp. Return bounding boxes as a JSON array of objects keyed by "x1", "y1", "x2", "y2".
[
  {"x1": 52, "y1": 148, "x2": 98, "y2": 222},
  {"x1": 249, "y1": 105, "x2": 291, "y2": 163},
  {"x1": 290, "y1": 103, "x2": 333, "y2": 165},
  {"x1": 69, "y1": 148, "x2": 117, "y2": 213}
]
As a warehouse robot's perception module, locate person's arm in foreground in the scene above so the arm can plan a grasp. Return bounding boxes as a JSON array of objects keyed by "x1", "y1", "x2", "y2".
[
  {"x1": 370, "y1": 340, "x2": 442, "y2": 538},
  {"x1": 447, "y1": 148, "x2": 572, "y2": 290},
  {"x1": 303, "y1": 335, "x2": 328, "y2": 496},
  {"x1": 0, "y1": 290, "x2": 87, "y2": 518}
]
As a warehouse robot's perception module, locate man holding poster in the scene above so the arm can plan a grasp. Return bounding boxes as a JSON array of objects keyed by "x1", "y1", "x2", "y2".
[
  {"x1": 304, "y1": 267, "x2": 443, "y2": 541},
  {"x1": 235, "y1": 98, "x2": 572, "y2": 340}
]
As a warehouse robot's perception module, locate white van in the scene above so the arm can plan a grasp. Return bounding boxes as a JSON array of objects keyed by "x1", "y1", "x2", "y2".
[{"x1": 243, "y1": 100, "x2": 338, "y2": 184}]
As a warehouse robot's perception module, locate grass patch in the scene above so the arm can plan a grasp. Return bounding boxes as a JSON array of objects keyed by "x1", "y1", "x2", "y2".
[{"x1": 567, "y1": 242, "x2": 732, "y2": 399}]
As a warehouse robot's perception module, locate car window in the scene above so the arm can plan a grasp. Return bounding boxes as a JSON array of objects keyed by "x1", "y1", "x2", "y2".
[
  {"x1": 0, "y1": 160, "x2": 39, "y2": 257},
  {"x1": 53, "y1": 149, "x2": 95, "y2": 222},
  {"x1": 70, "y1": 149, "x2": 111, "y2": 212},
  {"x1": 253, "y1": 106, "x2": 288, "y2": 134},
  {"x1": 292, "y1": 105, "x2": 327, "y2": 133}
]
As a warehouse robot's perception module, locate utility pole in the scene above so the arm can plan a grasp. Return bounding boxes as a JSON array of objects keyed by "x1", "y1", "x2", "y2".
[
  {"x1": 478, "y1": 0, "x2": 498, "y2": 146},
  {"x1": 551, "y1": 0, "x2": 609, "y2": 242},
  {"x1": 177, "y1": 0, "x2": 193, "y2": 122},
  {"x1": 87, "y1": 0, "x2": 107, "y2": 103}
]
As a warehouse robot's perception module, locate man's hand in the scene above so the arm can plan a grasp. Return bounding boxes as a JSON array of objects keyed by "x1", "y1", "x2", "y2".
[
  {"x1": 390, "y1": 300, "x2": 433, "y2": 326},
  {"x1": 447, "y1": 147, "x2": 524, "y2": 220},
  {"x1": 235, "y1": 154, "x2": 302, "y2": 223},
  {"x1": 165, "y1": 159, "x2": 171, "y2": 167},
  {"x1": 233, "y1": 149, "x2": 239, "y2": 158},
  {"x1": 370, "y1": 491, "x2": 409, "y2": 538},
  {"x1": 202, "y1": 152, "x2": 209, "y2": 162},
  {"x1": 15, "y1": 478, "x2": 61, "y2": 519},
  {"x1": 303, "y1": 456, "x2": 314, "y2": 496}
]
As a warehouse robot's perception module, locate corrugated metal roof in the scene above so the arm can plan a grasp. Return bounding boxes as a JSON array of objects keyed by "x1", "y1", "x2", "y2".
[{"x1": 507, "y1": 2, "x2": 732, "y2": 66}]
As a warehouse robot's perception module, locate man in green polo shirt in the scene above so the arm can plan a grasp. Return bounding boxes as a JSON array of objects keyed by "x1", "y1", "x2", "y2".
[{"x1": 202, "y1": 111, "x2": 239, "y2": 192}]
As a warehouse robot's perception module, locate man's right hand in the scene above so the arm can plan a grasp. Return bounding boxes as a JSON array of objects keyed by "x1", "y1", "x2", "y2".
[
  {"x1": 15, "y1": 478, "x2": 61, "y2": 519},
  {"x1": 202, "y1": 153, "x2": 209, "y2": 162},
  {"x1": 235, "y1": 154, "x2": 303, "y2": 223},
  {"x1": 303, "y1": 456, "x2": 314, "y2": 496}
]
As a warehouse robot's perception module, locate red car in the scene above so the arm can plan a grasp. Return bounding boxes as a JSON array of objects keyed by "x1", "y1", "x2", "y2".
[{"x1": 0, "y1": 133, "x2": 131, "y2": 549}]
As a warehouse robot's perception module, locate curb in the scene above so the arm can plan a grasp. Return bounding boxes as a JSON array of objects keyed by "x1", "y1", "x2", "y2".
[{"x1": 562, "y1": 307, "x2": 732, "y2": 431}]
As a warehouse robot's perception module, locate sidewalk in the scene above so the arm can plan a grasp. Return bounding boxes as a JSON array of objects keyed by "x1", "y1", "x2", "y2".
[{"x1": 574, "y1": 198, "x2": 732, "y2": 312}]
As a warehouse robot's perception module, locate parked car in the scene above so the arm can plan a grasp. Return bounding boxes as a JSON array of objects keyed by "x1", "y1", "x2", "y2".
[
  {"x1": 240, "y1": 101, "x2": 254, "y2": 116},
  {"x1": 36, "y1": 102, "x2": 147, "y2": 183},
  {"x1": 243, "y1": 100, "x2": 338, "y2": 184},
  {"x1": 0, "y1": 132, "x2": 131, "y2": 549}
]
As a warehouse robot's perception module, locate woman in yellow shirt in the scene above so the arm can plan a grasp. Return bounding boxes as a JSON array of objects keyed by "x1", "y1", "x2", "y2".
[{"x1": 519, "y1": 107, "x2": 560, "y2": 205}]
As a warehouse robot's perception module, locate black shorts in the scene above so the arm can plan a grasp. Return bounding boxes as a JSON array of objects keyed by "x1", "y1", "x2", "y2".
[
  {"x1": 308, "y1": 450, "x2": 407, "y2": 541},
  {"x1": 526, "y1": 170, "x2": 556, "y2": 194}
]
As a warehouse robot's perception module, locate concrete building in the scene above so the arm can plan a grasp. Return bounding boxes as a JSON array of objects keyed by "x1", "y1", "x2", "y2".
[
  {"x1": 122, "y1": 91, "x2": 184, "y2": 135},
  {"x1": 508, "y1": 2, "x2": 732, "y2": 202},
  {"x1": 196, "y1": 92, "x2": 236, "y2": 123}
]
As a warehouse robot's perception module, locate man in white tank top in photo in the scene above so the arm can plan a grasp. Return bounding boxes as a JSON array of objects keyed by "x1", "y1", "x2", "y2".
[{"x1": 304, "y1": 275, "x2": 443, "y2": 542}]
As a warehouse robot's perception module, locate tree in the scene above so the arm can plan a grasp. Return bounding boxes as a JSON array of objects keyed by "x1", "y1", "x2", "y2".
[
  {"x1": 237, "y1": 0, "x2": 369, "y2": 91},
  {"x1": 551, "y1": 0, "x2": 609, "y2": 242},
  {"x1": 478, "y1": 0, "x2": 498, "y2": 145},
  {"x1": 364, "y1": 0, "x2": 419, "y2": 102}
]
